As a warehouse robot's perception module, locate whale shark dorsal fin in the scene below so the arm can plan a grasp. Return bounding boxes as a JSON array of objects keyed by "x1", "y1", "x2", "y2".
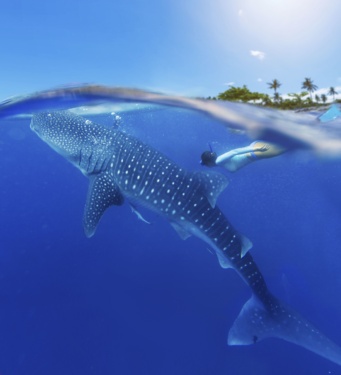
[
  {"x1": 193, "y1": 171, "x2": 229, "y2": 208},
  {"x1": 83, "y1": 172, "x2": 124, "y2": 237}
]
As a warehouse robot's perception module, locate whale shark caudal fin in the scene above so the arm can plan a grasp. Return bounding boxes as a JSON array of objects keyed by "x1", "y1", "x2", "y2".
[
  {"x1": 83, "y1": 172, "x2": 124, "y2": 237},
  {"x1": 228, "y1": 294, "x2": 341, "y2": 366}
]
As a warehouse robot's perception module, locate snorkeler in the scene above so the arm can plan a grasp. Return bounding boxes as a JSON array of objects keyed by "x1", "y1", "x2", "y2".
[{"x1": 201, "y1": 141, "x2": 286, "y2": 172}]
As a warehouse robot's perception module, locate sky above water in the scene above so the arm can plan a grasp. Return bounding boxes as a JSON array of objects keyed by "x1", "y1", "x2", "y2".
[{"x1": 1, "y1": 0, "x2": 341, "y2": 99}]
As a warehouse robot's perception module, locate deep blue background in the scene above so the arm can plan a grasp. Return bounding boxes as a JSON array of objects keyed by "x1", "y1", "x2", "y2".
[{"x1": 1, "y1": 107, "x2": 341, "y2": 375}]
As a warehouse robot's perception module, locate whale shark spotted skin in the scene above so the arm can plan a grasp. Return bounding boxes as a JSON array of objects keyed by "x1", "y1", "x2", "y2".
[{"x1": 31, "y1": 110, "x2": 341, "y2": 366}]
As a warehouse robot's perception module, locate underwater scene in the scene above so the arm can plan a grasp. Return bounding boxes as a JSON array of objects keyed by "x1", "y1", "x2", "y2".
[{"x1": 0, "y1": 86, "x2": 341, "y2": 375}]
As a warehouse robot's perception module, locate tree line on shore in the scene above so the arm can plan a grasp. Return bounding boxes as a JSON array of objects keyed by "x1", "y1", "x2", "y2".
[{"x1": 207, "y1": 78, "x2": 339, "y2": 110}]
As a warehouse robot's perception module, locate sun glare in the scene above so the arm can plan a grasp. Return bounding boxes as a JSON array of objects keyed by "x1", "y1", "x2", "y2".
[
  {"x1": 188, "y1": 0, "x2": 337, "y2": 60},
  {"x1": 237, "y1": 0, "x2": 328, "y2": 51}
]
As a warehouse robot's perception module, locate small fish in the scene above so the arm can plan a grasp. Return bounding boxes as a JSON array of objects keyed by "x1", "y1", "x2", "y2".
[{"x1": 130, "y1": 204, "x2": 151, "y2": 224}]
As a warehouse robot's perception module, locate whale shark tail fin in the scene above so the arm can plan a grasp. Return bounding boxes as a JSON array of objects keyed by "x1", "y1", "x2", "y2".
[{"x1": 228, "y1": 294, "x2": 341, "y2": 366}]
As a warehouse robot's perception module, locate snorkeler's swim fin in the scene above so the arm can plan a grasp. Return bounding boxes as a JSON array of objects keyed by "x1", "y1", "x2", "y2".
[{"x1": 319, "y1": 104, "x2": 341, "y2": 123}]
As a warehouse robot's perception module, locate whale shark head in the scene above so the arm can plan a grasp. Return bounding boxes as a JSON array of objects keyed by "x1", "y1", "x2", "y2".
[
  {"x1": 31, "y1": 111, "x2": 92, "y2": 155},
  {"x1": 30, "y1": 111, "x2": 115, "y2": 168}
]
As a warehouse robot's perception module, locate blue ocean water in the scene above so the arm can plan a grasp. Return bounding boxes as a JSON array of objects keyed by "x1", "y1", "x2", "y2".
[{"x1": 1, "y1": 91, "x2": 341, "y2": 374}]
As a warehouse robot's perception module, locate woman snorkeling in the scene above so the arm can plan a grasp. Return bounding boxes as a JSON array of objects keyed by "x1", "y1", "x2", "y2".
[{"x1": 201, "y1": 141, "x2": 286, "y2": 172}]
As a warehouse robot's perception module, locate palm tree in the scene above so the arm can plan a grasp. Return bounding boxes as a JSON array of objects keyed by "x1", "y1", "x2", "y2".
[
  {"x1": 273, "y1": 92, "x2": 282, "y2": 104},
  {"x1": 301, "y1": 78, "x2": 318, "y2": 100},
  {"x1": 267, "y1": 79, "x2": 282, "y2": 105},
  {"x1": 315, "y1": 94, "x2": 320, "y2": 103},
  {"x1": 267, "y1": 79, "x2": 281, "y2": 95},
  {"x1": 328, "y1": 87, "x2": 338, "y2": 101},
  {"x1": 321, "y1": 94, "x2": 327, "y2": 104}
]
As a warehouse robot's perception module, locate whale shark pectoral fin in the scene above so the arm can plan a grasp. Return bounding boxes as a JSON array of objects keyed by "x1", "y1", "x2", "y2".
[
  {"x1": 240, "y1": 234, "x2": 253, "y2": 257},
  {"x1": 171, "y1": 223, "x2": 192, "y2": 240},
  {"x1": 83, "y1": 172, "x2": 124, "y2": 238},
  {"x1": 228, "y1": 294, "x2": 341, "y2": 366},
  {"x1": 193, "y1": 171, "x2": 229, "y2": 208}
]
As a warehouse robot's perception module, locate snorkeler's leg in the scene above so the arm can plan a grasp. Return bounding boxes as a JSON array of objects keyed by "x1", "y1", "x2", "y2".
[{"x1": 251, "y1": 141, "x2": 286, "y2": 158}]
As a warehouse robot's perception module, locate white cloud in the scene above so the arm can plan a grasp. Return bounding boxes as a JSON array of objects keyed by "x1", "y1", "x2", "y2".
[
  {"x1": 224, "y1": 82, "x2": 235, "y2": 86},
  {"x1": 257, "y1": 78, "x2": 263, "y2": 82},
  {"x1": 250, "y1": 50, "x2": 265, "y2": 60},
  {"x1": 238, "y1": 9, "x2": 243, "y2": 17}
]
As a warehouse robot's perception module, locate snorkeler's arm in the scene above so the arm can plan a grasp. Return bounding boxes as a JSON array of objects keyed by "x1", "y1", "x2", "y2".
[
  {"x1": 215, "y1": 144, "x2": 269, "y2": 165},
  {"x1": 215, "y1": 146, "x2": 253, "y2": 165}
]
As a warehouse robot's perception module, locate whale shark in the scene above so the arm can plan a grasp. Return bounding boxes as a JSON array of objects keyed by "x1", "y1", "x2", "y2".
[{"x1": 30, "y1": 110, "x2": 341, "y2": 366}]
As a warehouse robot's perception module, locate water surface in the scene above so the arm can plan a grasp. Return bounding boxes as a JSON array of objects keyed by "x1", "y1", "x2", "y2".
[{"x1": 0, "y1": 86, "x2": 340, "y2": 375}]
